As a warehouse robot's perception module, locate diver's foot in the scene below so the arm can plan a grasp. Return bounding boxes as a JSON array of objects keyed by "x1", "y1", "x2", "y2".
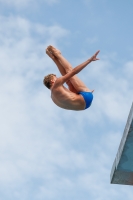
[
  {"x1": 46, "y1": 49, "x2": 55, "y2": 60},
  {"x1": 47, "y1": 45, "x2": 61, "y2": 57}
]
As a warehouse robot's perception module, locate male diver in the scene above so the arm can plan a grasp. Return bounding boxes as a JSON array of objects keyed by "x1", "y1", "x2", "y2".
[{"x1": 43, "y1": 45, "x2": 100, "y2": 111}]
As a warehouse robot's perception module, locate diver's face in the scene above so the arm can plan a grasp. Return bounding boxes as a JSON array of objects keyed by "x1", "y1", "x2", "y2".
[
  {"x1": 51, "y1": 75, "x2": 57, "y2": 86},
  {"x1": 52, "y1": 75, "x2": 57, "y2": 82}
]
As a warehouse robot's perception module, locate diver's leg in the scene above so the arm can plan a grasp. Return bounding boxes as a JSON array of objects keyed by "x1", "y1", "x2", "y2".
[
  {"x1": 47, "y1": 45, "x2": 92, "y2": 92},
  {"x1": 46, "y1": 49, "x2": 77, "y2": 93},
  {"x1": 46, "y1": 49, "x2": 66, "y2": 76}
]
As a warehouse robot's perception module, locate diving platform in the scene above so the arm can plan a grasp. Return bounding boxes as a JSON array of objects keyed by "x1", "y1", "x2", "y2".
[{"x1": 110, "y1": 103, "x2": 133, "y2": 185}]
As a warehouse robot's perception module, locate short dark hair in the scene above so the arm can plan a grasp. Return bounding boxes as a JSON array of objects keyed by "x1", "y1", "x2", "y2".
[{"x1": 43, "y1": 74, "x2": 56, "y2": 89}]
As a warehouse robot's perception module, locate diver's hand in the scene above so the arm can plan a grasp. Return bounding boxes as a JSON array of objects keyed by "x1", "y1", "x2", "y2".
[{"x1": 90, "y1": 50, "x2": 100, "y2": 61}]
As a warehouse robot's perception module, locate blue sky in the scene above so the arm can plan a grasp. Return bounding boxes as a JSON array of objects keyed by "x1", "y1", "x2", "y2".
[{"x1": 0, "y1": 0, "x2": 133, "y2": 200}]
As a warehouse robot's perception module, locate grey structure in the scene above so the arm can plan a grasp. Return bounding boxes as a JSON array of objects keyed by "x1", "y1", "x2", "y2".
[{"x1": 110, "y1": 103, "x2": 133, "y2": 185}]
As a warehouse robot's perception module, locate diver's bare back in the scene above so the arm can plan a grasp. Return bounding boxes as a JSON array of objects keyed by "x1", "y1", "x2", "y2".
[{"x1": 51, "y1": 82, "x2": 85, "y2": 110}]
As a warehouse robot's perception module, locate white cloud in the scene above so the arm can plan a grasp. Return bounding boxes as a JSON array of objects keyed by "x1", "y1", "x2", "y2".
[
  {"x1": 0, "y1": 15, "x2": 72, "y2": 199},
  {"x1": 123, "y1": 61, "x2": 133, "y2": 78}
]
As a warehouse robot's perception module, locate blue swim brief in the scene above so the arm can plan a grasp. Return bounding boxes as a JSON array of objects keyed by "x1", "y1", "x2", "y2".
[{"x1": 79, "y1": 91, "x2": 93, "y2": 109}]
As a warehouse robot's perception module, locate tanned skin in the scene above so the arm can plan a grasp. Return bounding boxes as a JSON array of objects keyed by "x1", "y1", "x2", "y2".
[{"x1": 45, "y1": 45, "x2": 100, "y2": 110}]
